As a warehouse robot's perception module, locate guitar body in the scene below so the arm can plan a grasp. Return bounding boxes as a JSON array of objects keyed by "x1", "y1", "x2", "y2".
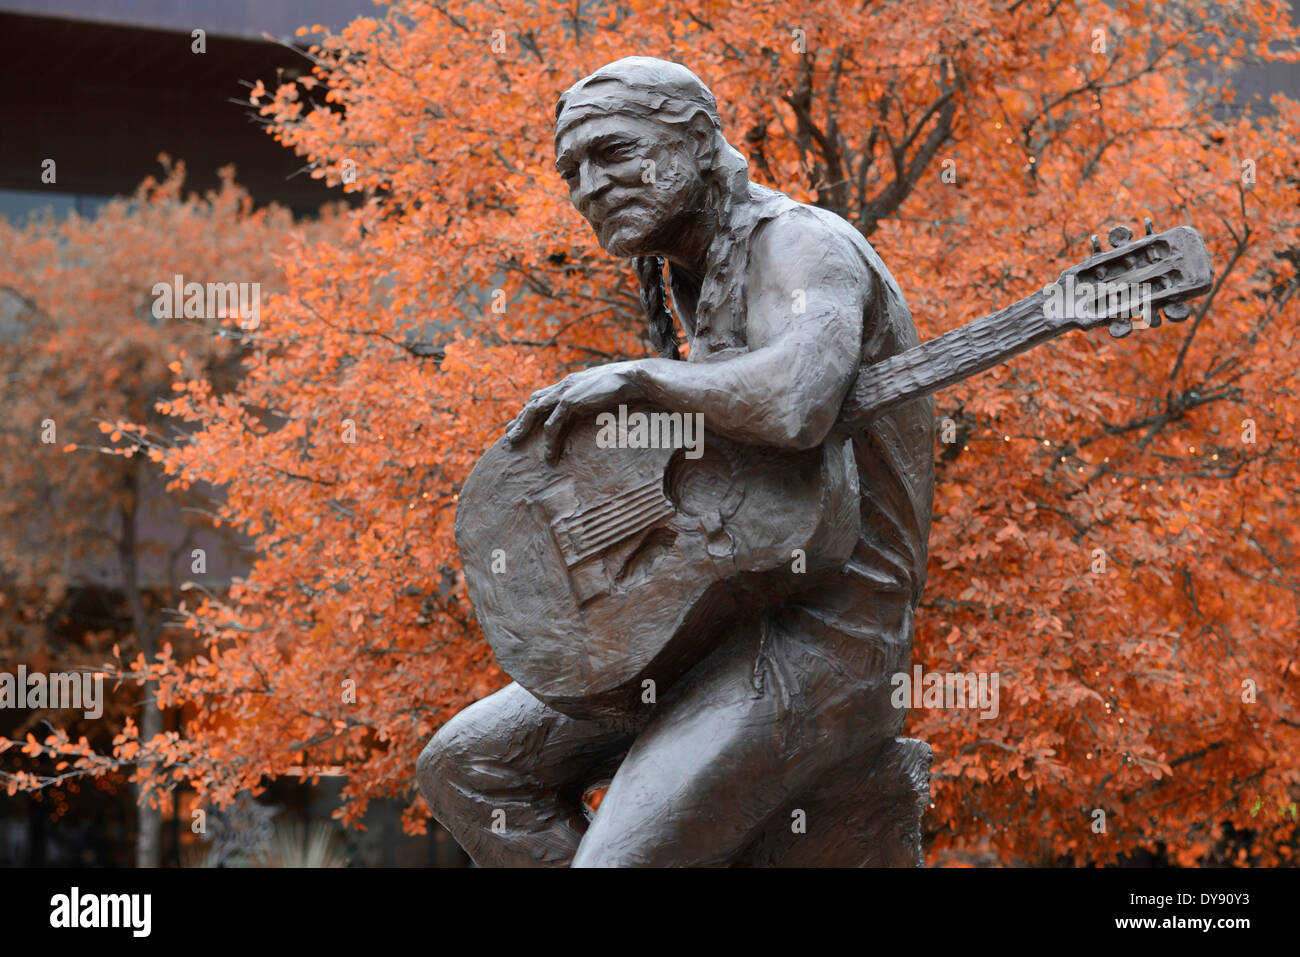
[{"x1": 455, "y1": 405, "x2": 861, "y2": 718}]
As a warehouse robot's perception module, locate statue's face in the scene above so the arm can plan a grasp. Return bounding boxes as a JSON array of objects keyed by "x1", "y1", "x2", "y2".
[{"x1": 555, "y1": 113, "x2": 708, "y2": 258}]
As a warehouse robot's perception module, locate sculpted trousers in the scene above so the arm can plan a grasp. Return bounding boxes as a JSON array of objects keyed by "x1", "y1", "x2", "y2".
[{"x1": 417, "y1": 575, "x2": 924, "y2": 867}]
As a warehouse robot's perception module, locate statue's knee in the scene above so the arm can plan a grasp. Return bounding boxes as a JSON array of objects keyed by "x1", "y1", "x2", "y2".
[{"x1": 417, "y1": 717, "x2": 474, "y2": 815}]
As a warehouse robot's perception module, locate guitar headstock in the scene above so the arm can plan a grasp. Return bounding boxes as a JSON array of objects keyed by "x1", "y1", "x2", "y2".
[{"x1": 1042, "y1": 219, "x2": 1215, "y2": 338}]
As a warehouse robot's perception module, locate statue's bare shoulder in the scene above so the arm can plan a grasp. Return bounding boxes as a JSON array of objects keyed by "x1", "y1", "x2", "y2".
[{"x1": 743, "y1": 204, "x2": 874, "y2": 365}]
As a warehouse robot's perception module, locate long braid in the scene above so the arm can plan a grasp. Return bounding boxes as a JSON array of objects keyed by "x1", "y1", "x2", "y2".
[{"x1": 634, "y1": 255, "x2": 681, "y2": 360}]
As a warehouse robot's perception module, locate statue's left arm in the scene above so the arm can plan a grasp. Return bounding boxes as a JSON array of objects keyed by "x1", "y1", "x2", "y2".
[{"x1": 507, "y1": 214, "x2": 871, "y2": 461}]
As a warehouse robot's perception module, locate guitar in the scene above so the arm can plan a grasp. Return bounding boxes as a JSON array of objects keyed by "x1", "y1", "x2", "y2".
[{"x1": 454, "y1": 221, "x2": 1215, "y2": 718}]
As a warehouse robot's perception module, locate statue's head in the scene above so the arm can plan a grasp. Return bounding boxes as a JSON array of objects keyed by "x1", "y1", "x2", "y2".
[
  {"x1": 554, "y1": 57, "x2": 749, "y2": 357},
  {"x1": 554, "y1": 56, "x2": 746, "y2": 259}
]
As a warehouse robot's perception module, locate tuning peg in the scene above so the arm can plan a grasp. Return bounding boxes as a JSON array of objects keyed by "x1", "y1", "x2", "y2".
[
  {"x1": 1133, "y1": 303, "x2": 1161, "y2": 329},
  {"x1": 1108, "y1": 317, "x2": 1133, "y2": 338},
  {"x1": 1144, "y1": 217, "x2": 1155, "y2": 236},
  {"x1": 1090, "y1": 234, "x2": 1102, "y2": 254},
  {"x1": 1108, "y1": 225, "x2": 1134, "y2": 248},
  {"x1": 1163, "y1": 302, "x2": 1192, "y2": 322}
]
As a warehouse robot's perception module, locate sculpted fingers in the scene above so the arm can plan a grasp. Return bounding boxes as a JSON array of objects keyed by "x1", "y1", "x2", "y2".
[
  {"x1": 542, "y1": 400, "x2": 572, "y2": 464},
  {"x1": 505, "y1": 387, "x2": 559, "y2": 446},
  {"x1": 505, "y1": 368, "x2": 621, "y2": 454}
]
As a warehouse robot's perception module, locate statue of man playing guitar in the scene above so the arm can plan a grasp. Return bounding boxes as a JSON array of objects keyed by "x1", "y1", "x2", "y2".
[{"x1": 418, "y1": 55, "x2": 936, "y2": 867}]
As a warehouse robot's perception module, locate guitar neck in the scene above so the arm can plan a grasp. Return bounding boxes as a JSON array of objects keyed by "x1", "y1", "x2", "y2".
[{"x1": 838, "y1": 287, "x2": 1066, "y2": 428}]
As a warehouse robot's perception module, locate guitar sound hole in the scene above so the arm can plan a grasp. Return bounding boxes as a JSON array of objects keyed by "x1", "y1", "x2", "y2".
[{"x1": 664, "y1": 445, "x2": 733, "y2": 517}]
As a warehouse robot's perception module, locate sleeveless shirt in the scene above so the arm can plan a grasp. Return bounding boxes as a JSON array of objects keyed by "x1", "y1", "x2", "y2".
[{"x1": 666, "y1": 181, "x2": 934, "y2": 609}]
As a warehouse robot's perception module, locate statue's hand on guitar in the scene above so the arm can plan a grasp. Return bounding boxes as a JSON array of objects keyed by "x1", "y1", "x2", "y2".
[{"x1": 506, "y1": 360, "x2": 642, "y2": 463}]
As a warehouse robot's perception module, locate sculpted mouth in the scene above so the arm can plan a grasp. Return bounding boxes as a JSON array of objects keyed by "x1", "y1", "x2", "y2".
[
  {"x1": 595, "y1": 206, "x2": 629, "y2": 226},
  {"x1": 593, "y1": 199, "x2": 642, "y2": 226}
]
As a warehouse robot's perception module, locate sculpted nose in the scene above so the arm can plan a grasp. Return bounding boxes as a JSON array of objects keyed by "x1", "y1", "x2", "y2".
[{"x1": 575, "y1": 161, "x2": 611, "y2": 217}]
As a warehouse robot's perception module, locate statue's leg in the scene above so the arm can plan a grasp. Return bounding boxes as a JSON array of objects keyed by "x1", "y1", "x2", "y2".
[
  {"x1": 417, "y1": 681, "x2": 646, "y2": 867},
  {"x1": 736, "y1": 734, "x2": 932, "y2": 866},
  {"x1": 572, "y1": 584, "x2": 915, "y2": 867}
]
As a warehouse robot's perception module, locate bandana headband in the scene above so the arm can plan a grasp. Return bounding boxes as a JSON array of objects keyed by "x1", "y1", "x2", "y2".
[{"x1": 554, "y1": 57, "x2": 721, "y2": 142}]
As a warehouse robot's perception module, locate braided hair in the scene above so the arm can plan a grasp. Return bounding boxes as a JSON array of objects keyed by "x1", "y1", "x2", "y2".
[{"x1": 634, "y1": 254, "x2": 681, "y2": 360}]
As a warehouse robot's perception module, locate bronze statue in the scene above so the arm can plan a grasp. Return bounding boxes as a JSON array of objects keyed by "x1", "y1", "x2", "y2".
[{"x1": 417, "y1": 56, "x2": 1214, "y2": 867}]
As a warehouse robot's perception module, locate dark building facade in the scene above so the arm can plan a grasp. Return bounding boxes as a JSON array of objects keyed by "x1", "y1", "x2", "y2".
[
  {"x1": 0, "y1": 0, "x2": 370, "y2": 220},
  {"x1": 0, "y1": 0, "x2": 469, "y2": 868}
]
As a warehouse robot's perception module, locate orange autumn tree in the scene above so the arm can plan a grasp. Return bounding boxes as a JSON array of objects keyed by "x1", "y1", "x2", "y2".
[
  {"x1": 0, "y1": 161, "x2": 342, "y2": 865},
  {"x1": 8, "y1": 0, "x2": 1300, "y2": 865}
]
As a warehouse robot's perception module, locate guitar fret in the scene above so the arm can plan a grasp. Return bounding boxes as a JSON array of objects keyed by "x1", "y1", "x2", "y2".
[{"x1": 840, "y1": 291, "x2": 1053, "y2": 426}]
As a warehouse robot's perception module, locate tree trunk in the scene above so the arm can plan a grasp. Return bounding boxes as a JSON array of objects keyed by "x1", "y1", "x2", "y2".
[
  {"x1": 119, "y1": 462, "x2": 162, "y2": 869},
  {"x1": 134, "y1": 702, "x2": 163, "y2": 868}
]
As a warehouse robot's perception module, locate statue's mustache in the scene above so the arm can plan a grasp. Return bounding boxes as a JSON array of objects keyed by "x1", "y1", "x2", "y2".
[{"x1": 585, "y1": 195, "x2": 644, "y2": 223}]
